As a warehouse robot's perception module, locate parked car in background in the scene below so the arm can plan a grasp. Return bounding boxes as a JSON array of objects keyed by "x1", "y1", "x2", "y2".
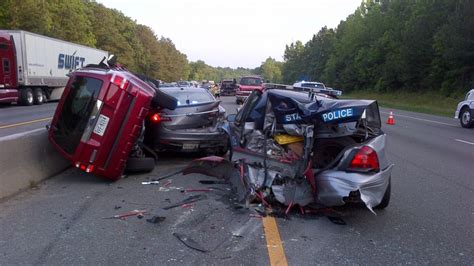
[
  {"x1": 145, "y1": 86, "x2": 228, "y2": 154},
  {"x1": 292, "y1": 81, "x2": 342, "y2": 97},
  {"x1": 235, "y1": 76, "x2": 264, "y2": 104},
  {"x1": 177, "y1": 80, "x2": 192, "y2": 87},
  {"x1": 220, "y1": 79, "x2": 237, "y2": 96},
  {"x1": 48, "y1": 57, "x2": 178, "y2": 180},
  {"x1": 454, "y1": 89, "x2": 474, "y2": 128},
  {"x1": 160, "y1": 83, "x2": 177, "y2": 88}
]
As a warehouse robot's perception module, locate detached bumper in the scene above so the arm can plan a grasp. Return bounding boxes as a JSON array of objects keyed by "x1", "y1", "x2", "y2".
[{"x1": 316, "y1": 164, "x2": 394, "y2": 210}]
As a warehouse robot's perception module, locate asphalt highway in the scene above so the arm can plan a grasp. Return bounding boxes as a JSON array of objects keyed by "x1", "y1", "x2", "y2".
[
  {"x1": 0, "y1": 96, "x2": 472, "y2": 264},
  {"x1": 0, "y1": 102, "x2": 57, "y2": 137}
]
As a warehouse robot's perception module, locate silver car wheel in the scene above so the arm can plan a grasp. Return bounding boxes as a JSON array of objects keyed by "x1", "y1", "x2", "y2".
[{"x1": 462, "y1": 110, "x2": 470, "y2": 125}]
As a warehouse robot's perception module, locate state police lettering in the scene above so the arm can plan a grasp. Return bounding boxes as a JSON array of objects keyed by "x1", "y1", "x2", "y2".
[
  {"x1": 58, "y1": 53, "x2": 85, "y2": 70},
  {"x1": 322, "y1": 108, "x2": 353, "y2": 122},
  {"x1": 284, "y1": 113, "x2": 302, "y2": 123}
]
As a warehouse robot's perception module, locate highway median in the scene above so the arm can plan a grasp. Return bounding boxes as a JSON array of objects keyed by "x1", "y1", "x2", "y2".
[{"x1": 0, "y1": 129, "x2": 69, "y2": 200}]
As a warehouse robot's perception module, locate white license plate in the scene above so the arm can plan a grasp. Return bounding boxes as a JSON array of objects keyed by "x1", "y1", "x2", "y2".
[
  {"x1": 93, "y1": 114, "x2": 110, "y2": 136},
  {"x1": 182, "y1": 143, "x2": 199, "y2": 150}
]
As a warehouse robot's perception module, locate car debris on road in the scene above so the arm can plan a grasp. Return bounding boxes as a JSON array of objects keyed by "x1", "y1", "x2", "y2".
[{"x1": 104, "y1": 209, "x2": 148, "y2": 220}]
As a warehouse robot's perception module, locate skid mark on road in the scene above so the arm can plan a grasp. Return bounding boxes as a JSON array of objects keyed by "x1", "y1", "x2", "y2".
[
  {"x1": 262, "y1": 216, "x2": 288, "y2": 266},
  {"x1": 454, "y1": 139, "x2": 474, "y2": 146},
  {"x1": 380, "y1": 111, "x2": 456, "y2": 127},
  {"x1": 0, "y1": 117, "x2": 52, "y2": 129}
]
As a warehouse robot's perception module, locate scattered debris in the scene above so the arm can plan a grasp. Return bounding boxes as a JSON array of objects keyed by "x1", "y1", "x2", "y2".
[
  {"x1": 142, "y1": 181, "x2": 160, "y2": 185},
  {"x1": 104, "y1": 209, "x2": 147, "y2": 220},
  {"x1": 327, "y1": 216, "x2": 346, "y2": 225},
  {"x1": 199, "y1": 180, "x2": 227, "y2": 185},
  {"x1": 250, "y1": 214, "x2": 263, "y2": 219},
  {"x1": 173, "y1": 233, "x2": 209, "y2": 252},
  {"x1": 114, "y1": 205, "x2": 122, "y2": 210},
  {"x1": 162, "y1": 195, "x2": 207, "y2": 210},
  {"x1": 163, "y1": 180, "x2": 172, "y2": 187},
  {"x1": 146, "y1": 216, "x2": 166, "y2": 224},
  {"x1": 181, "y1": 188, "x2": 212, "y2": 193}
]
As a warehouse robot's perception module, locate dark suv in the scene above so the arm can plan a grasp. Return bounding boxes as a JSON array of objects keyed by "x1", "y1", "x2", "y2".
[
  {"x1": 219, "y1": 79, "x2": 237, "y2": 96},
  {"x1": 48, "y1": 58, "x2": 177, "y2": 180}
]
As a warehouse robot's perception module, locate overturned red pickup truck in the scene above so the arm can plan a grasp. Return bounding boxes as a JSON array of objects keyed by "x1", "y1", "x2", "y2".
[{"x1": 48, "y1": 57, "x2": 177, "y2": 180}]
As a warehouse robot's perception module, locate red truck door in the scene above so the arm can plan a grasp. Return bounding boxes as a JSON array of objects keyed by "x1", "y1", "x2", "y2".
[{"x1": 0, "y1": 33, "x2": 18, "y2": 103}]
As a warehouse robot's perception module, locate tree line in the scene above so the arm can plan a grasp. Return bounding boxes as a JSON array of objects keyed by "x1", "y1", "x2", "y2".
[{"x1": 281, "y1": 0, "x2": 474, "y2": 96}]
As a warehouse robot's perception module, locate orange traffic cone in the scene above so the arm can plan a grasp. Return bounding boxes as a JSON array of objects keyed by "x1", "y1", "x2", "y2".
[{"x1": 386, "y1": 111, "x2": 395, "y2": 125}]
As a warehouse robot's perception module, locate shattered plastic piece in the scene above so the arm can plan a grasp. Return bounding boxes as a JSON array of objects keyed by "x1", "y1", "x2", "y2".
[
  {"x1": 104, "y1": 209, "x2": 147, "y2": 220},
  {"x1": 173, "y1": 233, "x2": 209, "y2": 252},
  {"x1": 182, "y1": 188, "x2": 212, "y2": 193},
  {"x1": 142, "y1": 181, "x2": 160, "y2": 185},
  {"x1": 199, "y1": 180, "x2": 227, "y2": 185},
  {"x1": 163, "y1": 180, "x2": 172, "y2": 187},
  {"x1": 146, "y1": 216, "x2": 166, "y2": 224},
  {"x1": 162, "y1": 195, "x2": 207, "y2": 210}
]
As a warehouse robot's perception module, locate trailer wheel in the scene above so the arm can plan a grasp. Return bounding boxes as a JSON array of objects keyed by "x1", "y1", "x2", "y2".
[
  {"x1": 33, "y1": 88, "x2": 44, "y2": 105},
  {"x1": 41, "y1": 89, "x2": 48, "y2": 103},
  {"x1": 125, "y1": 157, "x2": 156, "y2": 173},
  {"x1": 20, "y1": 88, "x2": 34, "y2": 106}
]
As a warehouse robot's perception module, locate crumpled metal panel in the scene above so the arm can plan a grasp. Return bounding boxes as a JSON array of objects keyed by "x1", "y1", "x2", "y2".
[
  {"x1": 272, "y1": 179, "x2": 314, "y2": 206},
  {"x1": 315, "y1": 133, "x2": 393, "y2": 212},
  {"x1": 316, "y1": 165, "x2": 393, "y2": 213}
]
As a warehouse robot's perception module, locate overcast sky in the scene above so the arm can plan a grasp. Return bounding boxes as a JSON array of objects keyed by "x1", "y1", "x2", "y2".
[{"x1": 98, "y1": 0, "x2": 362, "y2": 68}]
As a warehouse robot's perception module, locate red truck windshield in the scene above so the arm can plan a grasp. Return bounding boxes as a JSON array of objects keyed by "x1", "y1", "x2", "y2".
[
  {"x1": 52, "y1": 76, "x2": 103, "y2": 154},
  {"x1": 240, "y1": 78, "x2": 262, "y2": 86}
]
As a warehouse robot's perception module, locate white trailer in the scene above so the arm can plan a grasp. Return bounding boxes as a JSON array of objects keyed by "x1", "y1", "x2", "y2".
[{"x1": 0, "y1": 30, "x2": 108, "y2": 105}]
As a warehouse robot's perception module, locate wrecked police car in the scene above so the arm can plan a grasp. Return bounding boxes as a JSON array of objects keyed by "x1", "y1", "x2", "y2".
[{"x1": 187, "y1": 88, "x2": 393, "y2": 213}]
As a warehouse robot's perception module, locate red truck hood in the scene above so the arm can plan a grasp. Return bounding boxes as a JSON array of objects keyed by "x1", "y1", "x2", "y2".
[{"x1": 239, "y1": 85, "x2": 263, "y2": 91}]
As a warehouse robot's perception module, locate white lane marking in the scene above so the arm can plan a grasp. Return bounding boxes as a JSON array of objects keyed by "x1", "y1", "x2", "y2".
[
  {"x1": 380, "y1": 111, "x2": 456, "y2": 127},
  {"x1": 454, "y1": 139, "x2": 474, "y2": 146},
  {"x1": 0, "y1": 128, "x2": 45, "y2": 142}
]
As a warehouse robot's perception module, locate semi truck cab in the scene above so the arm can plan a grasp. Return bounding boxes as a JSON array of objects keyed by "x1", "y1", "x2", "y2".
[{"x1": 0, "y1": 32, "x2": 18, "y2": 103}]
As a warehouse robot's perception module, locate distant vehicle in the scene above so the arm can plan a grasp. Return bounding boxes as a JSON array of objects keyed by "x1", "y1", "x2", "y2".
[
  {"x1": 48, "y1": 57, "x2": 178, "y2": 180},
  {"x1": 159, "y1": 83, "x2": 177, "y2": 88},
  {"x1": 145, "y1": 86, "x2": 227, "y2": 154},
  {"x1": 220, "y1": 79, "x2": 237, "y2": 96},
  {"x1": 235, "y1": 76, "x2": 264, "y2": 104},
  {"x1": 454, "y1": 89, "x2": 474, "y2": 128},
  {"x1": 0, "y1": 30, "x2": 108, "y2": 106},
  {"x1": 177, "y1": 80, "x2": 192, "y2": 87},
  {"x1": 292, "y1": 81, "x2": 342, "y2": 97}
]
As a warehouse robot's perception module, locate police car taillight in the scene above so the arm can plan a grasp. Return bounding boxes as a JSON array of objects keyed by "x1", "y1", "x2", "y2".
[
  {"x1": 348, "y1": 146, "x2": 379, "y2": 172},
  {"x1": 110, "y1": 74, "x2": 129, "y2": 90}
]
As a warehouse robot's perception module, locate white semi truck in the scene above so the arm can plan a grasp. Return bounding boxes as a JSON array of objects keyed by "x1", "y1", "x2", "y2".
[{"x1": 0, "y1": 30, "x2": 108, "y2": 106}]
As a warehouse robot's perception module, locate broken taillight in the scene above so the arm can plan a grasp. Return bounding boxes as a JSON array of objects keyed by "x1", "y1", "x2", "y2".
[
  {"x1": 151, "y1": 113, "x2": 161, "y2": 123},
  {"x1": 110, "y1": 74, "x2": 129, "y2": 90},
  {"x1": 348, "y1": 146, "x2": 379, "y2": 172},
  {"x1": 150, "y1": 113, "x2": 171, "y2": 123}
]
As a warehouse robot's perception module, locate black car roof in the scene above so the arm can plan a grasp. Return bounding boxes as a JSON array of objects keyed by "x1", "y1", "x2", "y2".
[{"x1": 267, "y1": 89, "x2": 315, "y2": 104}]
